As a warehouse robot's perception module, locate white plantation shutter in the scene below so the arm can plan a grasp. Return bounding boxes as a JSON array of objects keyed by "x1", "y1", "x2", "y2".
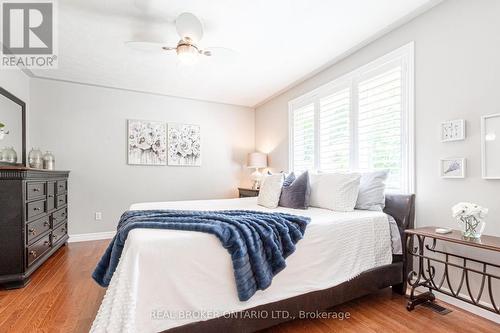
[
  {"x1": 292, "y1": 103, "x2": 315, "y2": 173},
  {"x1": 289, "y1": 43, "x2": 413, "y2": 193},
  {"x1": 358, "y1": 66, "x2": 403, "y2": 190},
  {"x1": 319, "y1": 88, "x2": 350, "y2": 172}
]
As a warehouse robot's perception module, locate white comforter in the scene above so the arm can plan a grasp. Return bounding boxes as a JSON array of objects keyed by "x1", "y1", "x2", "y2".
[{"x1": 91, "y1": 197, "x2": 393, "y2": 333}]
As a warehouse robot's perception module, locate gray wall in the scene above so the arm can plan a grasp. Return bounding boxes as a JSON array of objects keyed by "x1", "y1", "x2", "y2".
[
  {"x1": 255, "y1": 0, "x2": 500, "y2": 321},
  {"x1": 256, "y1": 0, "x2": 500, "y2": 237},
  {"x1": 29, "y1": 78, "x2": 255, "y2": 234}
]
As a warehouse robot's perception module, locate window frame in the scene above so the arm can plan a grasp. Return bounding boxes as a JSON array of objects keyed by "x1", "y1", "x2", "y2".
[{"x1": 288, "y1": 42, "x2": 415, "y2": 193}]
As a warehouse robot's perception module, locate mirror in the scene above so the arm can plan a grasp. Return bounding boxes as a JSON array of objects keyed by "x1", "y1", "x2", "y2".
[
  {"x1": 0, "y1": 87, "x2": 26, "y2": 166},
  {"x1": 481, "y1": 113, "x2": 500, "y2": 179}
]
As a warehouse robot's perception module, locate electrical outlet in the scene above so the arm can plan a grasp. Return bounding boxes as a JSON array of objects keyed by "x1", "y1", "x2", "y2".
[{"x1": 95, "y1": 212, "x2": 102, "y2": 220}]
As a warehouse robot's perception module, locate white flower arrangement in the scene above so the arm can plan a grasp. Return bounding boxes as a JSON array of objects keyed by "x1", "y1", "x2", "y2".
[
  {"x1": 452, "y1": 202, "x2": 488, "y2": 238},
  {"x1": 452, "y1": 202, "x2": 488, "y2": 219}
]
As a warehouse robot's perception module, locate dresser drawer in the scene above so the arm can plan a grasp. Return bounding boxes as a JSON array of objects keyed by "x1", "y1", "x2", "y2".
[
  {"x1": 26, "y1": 216, "x2": 50, "y2": 245},
  {"x1": 56, "y1": 194, "x2": 67, "y2": 208},
  {"x1": 51, "y1": 223, "x2": 67, "y2": 244},
  {"x1": 27, "y1": 234, "x2": 51, "y2": 267},
  {"x1": 26, "y1": 182, "x2": 46, "y2": 201},
  {"x1": 56, "y1": 180, "x2": 67, "y2": 194},
  {"x1": 51, "y1": 207, "x2": 67, "y2": 226},
  {"x1": 26, "y1": 199, "x2": 46, "y2": 221}
]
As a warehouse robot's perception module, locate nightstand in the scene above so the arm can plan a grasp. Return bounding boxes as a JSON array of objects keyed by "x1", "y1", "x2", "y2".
[{"x1": 238, "y1": 187, "x2": 259, "y2": 198}]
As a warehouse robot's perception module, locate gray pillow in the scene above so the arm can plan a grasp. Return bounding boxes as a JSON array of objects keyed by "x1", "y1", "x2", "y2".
[
  {"x1": 279, "y1": 171, "x2": 311, "y2": 210},
  {"x1": 355, "y1": 170, "x2": 388, "y2": 211}
]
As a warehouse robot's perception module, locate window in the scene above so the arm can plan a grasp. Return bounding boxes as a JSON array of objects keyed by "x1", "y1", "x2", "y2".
[{"x1": 289, "y1": 43, "x2": 414, "y2": 193}]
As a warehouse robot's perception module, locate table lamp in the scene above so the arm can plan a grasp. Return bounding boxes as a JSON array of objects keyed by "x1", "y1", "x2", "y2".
[{"x1": 247, "y1": 152, "x2": 267, "y2": 190}]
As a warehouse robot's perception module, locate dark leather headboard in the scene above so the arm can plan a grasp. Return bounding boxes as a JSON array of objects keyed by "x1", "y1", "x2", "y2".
[
  {"x1": 384, "y1": 193, "x2": 415, "y2": 269},
  {"x1": 384, "y1": 193, "x2": 415, "y2": 233}
]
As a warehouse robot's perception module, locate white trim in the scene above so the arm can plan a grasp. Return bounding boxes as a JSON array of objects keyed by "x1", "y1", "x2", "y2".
[
  {"x1": 68, "y1": 231, "x2": 115, "y2": 243},
  {"x1": 415, "y1": 287, "x2": 500, "y2": 324},
  {"x1": 481, "y1": 113, "x2": 500, "y2": 179},
  {"x1": 435, "y1": 292, "x2": 500, "y2": 324},
  {"x1": 288, "y1": 42, "x2": 415, "y2": 193},
  {"x1": 289, "y1": 42, "x2": 414, "y2": 106}
]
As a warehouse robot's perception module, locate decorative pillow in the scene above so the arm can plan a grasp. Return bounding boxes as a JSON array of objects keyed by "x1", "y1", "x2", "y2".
[
  {"x1": 355, "y1": 170, "x2": 388, "y2": 211},
  {"x1": 282, "y1": 172, "x2": 296, "y2": 187},
  {"x1": 257, "y1": 174, "x2": 284, "y2": 208},
  {"x1": 279, "y1": 171, "x2": 311, "y2": 209},
  {"x1": 309, "y1": 172, "x2": 361, "y2": 212}
]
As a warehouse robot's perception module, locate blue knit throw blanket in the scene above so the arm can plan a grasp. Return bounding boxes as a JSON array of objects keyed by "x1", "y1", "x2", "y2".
[{"x1": 92, "y1": 210, "x2": 310, "y2": 301}]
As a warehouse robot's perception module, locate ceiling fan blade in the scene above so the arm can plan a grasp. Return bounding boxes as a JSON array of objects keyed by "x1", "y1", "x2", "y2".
[
  {"x1": 176, "y1": 12, "x2": 203, "y2": 43},
  {"x1": 125, "y1": 41, "x2": 173, "y2": 53},
  {"x1": 201, "y1": 47, "x2": 238, "y2": 59}
]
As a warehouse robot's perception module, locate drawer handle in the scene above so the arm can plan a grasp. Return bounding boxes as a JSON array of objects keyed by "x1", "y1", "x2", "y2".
[
  {"x1": 33, "y1": 188, "x2": 40, "y2": 192},
  {"x1": 48, "y1": 195, "x2": 54, "y2": 198},
  {"x1": 29, "y1": 250, "x2": 37, "y2": 258},
  {"x1": 61, "y1": 213, "x2": 66, "y2": 217},
  {"x1": 44, "y1": 240, "x2": 50, "y2": 246},
  {"x1": 53, "y1": 235, "x2": 58, "y2": 240},
  {"x1": 29, "y1": 228, "x2": 37, "y2": 235},
  {"x1": 43, "y1": 221, "x2": 49, "y2": 227},
  {"x1": 61, "y1": 228, "x2": 66, "y2": 232},
  {"x1": 34, "y1": 207, "x2": 41, "y2": 211}
]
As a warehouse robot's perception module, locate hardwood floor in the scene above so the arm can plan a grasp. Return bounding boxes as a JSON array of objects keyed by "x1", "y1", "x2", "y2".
[{"x1": 0, "y1": 240, "x2": 498, "y2": 333}]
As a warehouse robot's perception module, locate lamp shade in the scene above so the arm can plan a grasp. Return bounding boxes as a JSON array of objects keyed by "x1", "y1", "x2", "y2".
[{"x1": 247, "y1": 152, "x2": 267, "y2": 168}]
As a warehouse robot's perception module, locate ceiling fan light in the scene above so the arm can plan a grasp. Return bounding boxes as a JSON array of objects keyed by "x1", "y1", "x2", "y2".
[{"x1": 177, "y1": 44, "x2": 199, "y2": 65}]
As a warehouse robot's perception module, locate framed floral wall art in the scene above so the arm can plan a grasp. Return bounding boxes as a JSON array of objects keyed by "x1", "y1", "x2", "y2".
[
  {"x1": 168, "y1": 123, "x2": 201, "y2": 166},
  {"x1": 127, "y1": 119, "x2": 167, "y2": 165}
]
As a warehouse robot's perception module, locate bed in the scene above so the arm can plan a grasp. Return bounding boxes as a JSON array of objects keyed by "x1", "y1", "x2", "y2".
[{"x1": 91, "y1": 193, "x2": 415, "y2": 333}]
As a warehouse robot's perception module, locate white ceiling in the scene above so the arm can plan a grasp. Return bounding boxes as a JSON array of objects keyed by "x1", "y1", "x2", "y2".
[{"x1": 32, "y1": 0, "x2": 437, "y2": 107}]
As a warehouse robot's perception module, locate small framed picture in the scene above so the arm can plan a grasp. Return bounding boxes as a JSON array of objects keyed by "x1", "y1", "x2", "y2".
[
  {"x1": 441, "y1": 119, "x2": 465, "y2": 142},
  {"x1": 440, "y1": 158, "x2": 466, "y2": 178}
]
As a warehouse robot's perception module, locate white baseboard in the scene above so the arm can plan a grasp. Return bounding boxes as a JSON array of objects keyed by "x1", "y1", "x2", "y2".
[
  {"x1": 416, "y1": 286, "x2": 500, "y2": 323},
  {"x1": 68, "y1": 231, "x2": 115, "y2": 243},
  {"x1": 434, "y1": 292, "x2": 500, "y2": 324}
]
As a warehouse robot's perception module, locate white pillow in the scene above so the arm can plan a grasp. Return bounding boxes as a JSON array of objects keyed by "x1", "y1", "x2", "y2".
[
  {"x1": 355, "y1": 170, "x2": 388, "y2": 211},
  {"x1": 309, "y1": 172, "x2": 361, "y2": 212},
  {"x1": 257, "y1": 174, "x2": 284, "y2": 208}
]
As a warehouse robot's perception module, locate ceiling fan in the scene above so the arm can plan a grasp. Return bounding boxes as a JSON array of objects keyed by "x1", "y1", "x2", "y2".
[{"x1": 125, "y1": 12, "x2": 232, "y2": 65}]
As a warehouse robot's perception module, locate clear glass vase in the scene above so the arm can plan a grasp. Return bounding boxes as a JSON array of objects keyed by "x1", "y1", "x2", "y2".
[
  {"x1": 28, "y1": 147, "x2": 43, "y2": 169},
  {"x1": 2, "y1": 146, "x2": 17, "y2": 163},
  {"x1": 42, "y1": 151, "x2": 55, "y2": 170},
  {"x1": 458, "y1": 216, "x2": 485, "y2": 239}
]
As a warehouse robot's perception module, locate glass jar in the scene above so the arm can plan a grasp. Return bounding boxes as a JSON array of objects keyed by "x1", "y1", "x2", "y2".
[
  {"x1": 28, "y1": 147, "x2": 43, "y2": 169},
  {"x1": 0, "y1": 147, "x2": 4, "y2": 161},
  {"x1": 458, "y1": 216, "x2": 485, "y2": 239},
  {"x1": 42, "y1": 151, "x2": 55, "y2": 170},
  {"x1": 3, "y1": 147, "x2": 17, "y2": 163}
]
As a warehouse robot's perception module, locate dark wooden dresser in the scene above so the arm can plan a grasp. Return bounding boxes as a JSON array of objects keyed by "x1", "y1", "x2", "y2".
[{"x1": 0, "y1": 166, "x2": 69, "y2": 289}]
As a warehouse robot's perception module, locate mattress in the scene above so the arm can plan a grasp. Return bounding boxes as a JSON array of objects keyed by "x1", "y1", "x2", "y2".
[{"x1": 91, "y1": 197, "x2": 393, "y2": 333}]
